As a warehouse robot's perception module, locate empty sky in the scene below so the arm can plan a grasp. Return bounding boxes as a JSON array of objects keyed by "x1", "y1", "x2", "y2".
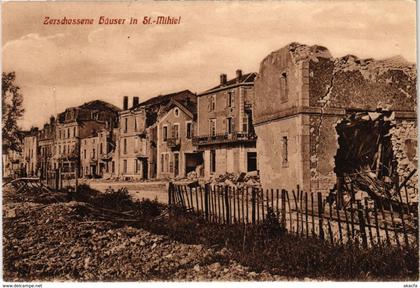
[{"x1": 2, "y1": 1, "x2": 416, "y2": 130}]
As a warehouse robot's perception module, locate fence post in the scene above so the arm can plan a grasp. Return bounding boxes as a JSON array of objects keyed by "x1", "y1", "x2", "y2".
[
  {"x1": 357, "y1": 200, "x2": 368, "y2": 248},
  {"x1": 251, "y1": 188, "x2": 256, "y2": 224},
  {"x1": 317, "y1": 192, "x2": 324, "y2": 241},
  {"x1": 55, "y1": 169, "x2": 60, "y2": 191},
  {"x1": 75, "y1": 165, "x2": 79, "y2": 192},
  {"x1": 168, "y1": 182, "x2": 173, "y2": 206},
  {"x1": 224, "y1": 185, "x2": 230, "y2": 224},
  {"x1": 204, "y1": 183, "x2": 210, "y2": 221},
  {"x1": 281, "y1": 190, "x2": 286, "y2": 229}
]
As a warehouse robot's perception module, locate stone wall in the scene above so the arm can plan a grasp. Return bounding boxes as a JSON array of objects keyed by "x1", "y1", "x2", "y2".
[{"x1": 254, "y1": 42, "x2": 417, "y2": 195}]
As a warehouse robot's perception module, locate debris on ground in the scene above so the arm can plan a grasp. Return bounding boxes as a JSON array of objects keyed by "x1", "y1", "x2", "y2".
[
  {"x1": 3, "y1": 184, "x2": 288, "y2": 281},
  {"x1": 205, "y1": 172, "x2": 261, "y2": 189}
]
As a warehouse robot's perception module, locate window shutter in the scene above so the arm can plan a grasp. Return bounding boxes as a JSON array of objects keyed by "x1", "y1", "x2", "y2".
[
  {"x1": 232, "y1": 91, "x2": 235, "y2": 107},
  {"x1": 231, "y1": 117, "x2": 235, "y2": 132},
  {"x1": 208, "y1": 96, "x2": 211, "y2": 111}
]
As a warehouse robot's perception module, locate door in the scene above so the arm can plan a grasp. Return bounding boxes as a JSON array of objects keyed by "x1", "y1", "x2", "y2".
[
  {"x1": 247, "y1": 152, "x2": 257, "y2": 172},
  {"x1": 142, "y1": 160, "x2": 148, "y2": 179}
]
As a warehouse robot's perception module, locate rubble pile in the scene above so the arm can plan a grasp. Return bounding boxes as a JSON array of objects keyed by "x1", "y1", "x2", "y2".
[
  {"x1": 4, "y1": 186, "x2": 286, "y2": 281},
  {"x1": 207, "y1": 171, "x2": 261, "y2": 189}
]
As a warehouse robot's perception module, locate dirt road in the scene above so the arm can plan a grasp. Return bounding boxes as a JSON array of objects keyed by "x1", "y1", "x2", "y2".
[{"x1": 84, "y1": 180, "x2": 169, "y2": 203}]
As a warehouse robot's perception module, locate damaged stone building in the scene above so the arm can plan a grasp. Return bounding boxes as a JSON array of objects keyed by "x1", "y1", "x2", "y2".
[
  {"x1": 253, "y1": 42, "x2": 417, "y2": 201},
  {"x1": 52, "y1": 100, "x2": 120, "y2": 176},
  {"x1": 38, "y1": 117, "x2": 56, "y2": 179},
  {"x1": 115, "y1": 90, "x2": 196, "y2": 180},
  {"x1": 194, "y1": 70, "x2": 258, "y2": 177},
  {"x1": 22, "y1": 128, "x2": 39, "y2": 177}
]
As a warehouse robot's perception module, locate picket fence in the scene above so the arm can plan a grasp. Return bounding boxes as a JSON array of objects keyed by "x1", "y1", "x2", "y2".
[{"x1": 168, "y1": 183, "x2": 418, "y2": 249}]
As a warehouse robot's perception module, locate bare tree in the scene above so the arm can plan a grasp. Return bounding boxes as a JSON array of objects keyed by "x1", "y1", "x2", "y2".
[{"x1": 2, "y1": 72, "x2": 25, "y2": 153}]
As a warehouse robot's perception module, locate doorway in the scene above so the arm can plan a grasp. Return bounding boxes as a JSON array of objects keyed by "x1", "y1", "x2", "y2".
[{"x1": 247, "y1": 152, "x2": 257, "y2": 172}]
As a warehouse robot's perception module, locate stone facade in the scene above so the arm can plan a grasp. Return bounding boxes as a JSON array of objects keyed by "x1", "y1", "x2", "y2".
[
  {"x1": 254, "y1": 42, "x2": 417, "y2": 194},
  {"x1": 52, "y1": 101, "x2": 120, "y2": 176},
  {"x1": 80, "y1": 134, "x2": 99, "y2": 177},
  {"x1": 23, "y1": 129, "x2": 38, "y2": 176},
  {"x1": 194, "y1": 70, "x2": 258, "y2": 178},
  {"x1": 117, "y1": 105, "x2": 149, "y2": 180},
  {"x1": 156, "y1": 100, "x2": 200, "y2": 179},
  {"x1": 38, "y1": 118, "x2": 56, "y2": 179}
]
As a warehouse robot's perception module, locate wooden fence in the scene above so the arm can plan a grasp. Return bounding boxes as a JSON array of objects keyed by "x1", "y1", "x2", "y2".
[
  {"x1": 45, "y1": 170, "x2": 77, "y2": 191},
  {"x1": 168, "y1": 183, "x2": 418, "y2": 249}
]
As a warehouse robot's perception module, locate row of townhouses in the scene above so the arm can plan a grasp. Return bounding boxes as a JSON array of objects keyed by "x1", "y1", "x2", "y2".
[
  {"x1": 3, "y1": 43, "x2": 417, "y2": 196},
  {"x1": 3, "y1": 69, "x2": 259, "y2": 182}
]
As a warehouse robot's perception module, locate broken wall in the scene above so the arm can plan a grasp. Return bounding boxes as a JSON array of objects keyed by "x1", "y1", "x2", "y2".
[
  {"x1": 391, "y1": 120, "x2": 418, "y2": 202},
  {"x1": 254, "y1": 42, "x2": 417, "y2": 195},
  {"x1": 308, "y1": 52, "x2": 417, "y2": 194}
]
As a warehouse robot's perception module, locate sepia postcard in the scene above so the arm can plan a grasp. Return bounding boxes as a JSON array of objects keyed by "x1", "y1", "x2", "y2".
[{"x1": 2, "y1": 1, "x2": 418, "y2": 287}]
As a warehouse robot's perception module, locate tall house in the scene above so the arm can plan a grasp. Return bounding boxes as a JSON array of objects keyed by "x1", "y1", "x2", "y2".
[
  {"x1": 80, "y1": 133, "x2": 99, "y2": 177},
  {"x1": 253, "y1": 42, "x2": 417, "y2": 195},
  {"x1": 194, "y1": 70, "x2": 258, "y2": 177},
  {"x1": 156, "y1": 99, "x2": 201, "y2": 179},
  {"x1": 38, "y1": 117, "x2": 56, "y2": 179},
  {"x1": 116, "y1": 90, "x2": 196, "y2": 180},
  {"x1": 52, "y1": 100, "x2": 120, "y2": 175},
  {"x1": 23, "y1": 128, "x2": 38, "y2": 176},
  {"x1": 3, "y1": 132, "x2": 25, "y2": 178}
]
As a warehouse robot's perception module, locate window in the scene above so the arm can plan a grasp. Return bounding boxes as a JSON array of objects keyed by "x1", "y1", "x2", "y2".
[
  {"x1": 174, "y1": 108, "x2": 179, "y2": 117},
  {"x1": 210, "y1": 150, "x2": 216, "y2": 173},
  {"x1": 124, "y1": 117, "x2": 128, "y2": 133},
  {"x1": 134, "y1": 117, "x2": 138, "y2": 131},
  {"x1": 73, "y1": 127, "x2": 76, "y2": 137},
  {"x1": 112, "y1": 161, "x2": 115, "y2": 173},
  {"x1": 282, "y1": 136, "x2": 288, "y2": 165},
  {"x1": 84, "y1": 149, "x2": 87, "y2": 159},
  {"x1": 186, "y1": 122, "x2": 192, "y2": 139},
  {"x1": 123, "y1": 160, "x2": 127, "y2": 173},
  {"x1": 208, "y1": 95, "x2": 216, "y2": 111},
  {"x1": 123, "y1": 138, "x2": 127, "y2": 154},
  {"x1": 92, "y1": 148, "x2": 96, "y2": 159},
  {"x1": 135, "y1": 159, "x2": 139, "y2": 173},
  {"x1": 100, "y1": 143, "x2": 103, "y2": 154},
  {"x1": 67, "y1": 128, "x2": 70, "y2": 138},
  {"x1": 172, "y1": 124, "x2": 179, "y2": 139},
  {"x1": 209, "y1": 119, "x2": 216, "y2": 136},
  {"x1": 226, "y1": 117, "x2": 233, "y2": 134},
  {"x1": 162, "y1": 126, "x2": 168, "y2": 142},
  {"x1": 58, "y1": 145, "x2": 61, "y2": 154},
  {"x1": 165, "y1": 154, "x2": 170, "y2": 172},
  {"x1": 161, "y1": 154, "x2": 164, "y2": 172},
  {"x1": 227, "y1": 91, "x2": 235, "y2": 107},
  {"x1": 243, "y1": 115, "x2": 249, "y2": 133},
  {"x1": 280, "y1": 72, "x2": 288, "y2": 103}
]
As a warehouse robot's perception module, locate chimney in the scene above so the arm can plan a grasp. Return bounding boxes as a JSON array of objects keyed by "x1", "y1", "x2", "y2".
[
  {"x1": 236, "y1": 69, "x2": 242, "y2": 83},
  {"x1": 220, "y1": 74, "x2": 227, "y2": 86},
  {"x1": 123, "y1": 96, "x2": 129, "y2": 110},
  {"x1": 133, "y1": 96, "x2": 139, "y2": 108},
  {"x1": 50, "y1": 116, "x2": 55, "y2": 125}
]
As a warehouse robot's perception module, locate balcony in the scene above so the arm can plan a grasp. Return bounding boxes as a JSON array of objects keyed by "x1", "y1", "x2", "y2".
[
  {"x1": 192, "y1": 131, "x2": 257, "y2": 146},
  {"x1": 100, "y1": 151, "x2": 113, "y2": 161},
  {"x1": 166, "y1": 138, "x2": 181, "y2": 150},
  {"x1": 135, "y1": 150, "x2": 148, "y2": 159}
]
